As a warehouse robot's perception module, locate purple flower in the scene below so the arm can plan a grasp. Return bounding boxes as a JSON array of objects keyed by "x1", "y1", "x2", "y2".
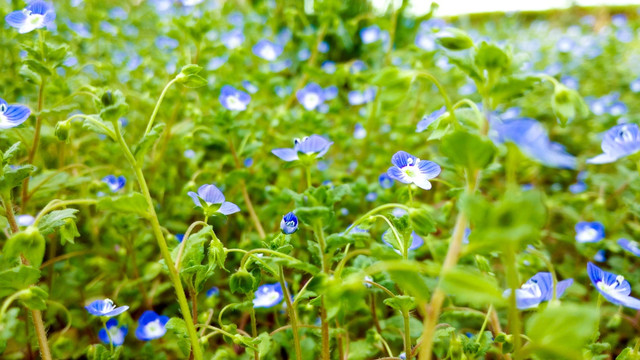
[
  {"x1": 219, "y1": 85, "x2": 251, "y2": 111},
  {"x1": 415, "y1": 33, "x2": 436, "y2": 51},
  {"x1": 0, "y1": 99, "x2": 30, "y2": 129},
  {"x1": 350, "y1": 60, "x2": 367, "y2": 73},
  {"x1": 348, "y1": 87, "x2": 376, "y2": 106},
  {"x1": 503, "y1": 272, "x2": 573, "y2": 310},
  {"x1": 242, "y1": 80, "x2": 258, "y2": 94},
  {"x1": 296, "y1": 83, "x2": 325, "y2": 111},
  {"x1": 575, "y1": 221, "x2": 605, "y2": 243},
  {"x1": 588, "y1": 262, "x2": 640, "y2": 310},
  {"x1": 135, "y1": 311, "x2": 169, "y2": 341},
  {"x1": 187, "y1": 184, "x2": 240, "y2": 216},
  {"x1": 252, "y1": 39, "x2": 283, "y2": 61},
  {"x1": 587, "y1": 124, "x2": 640, "y2": 164},
  {"x1": 85, "y1": 299, "x2": 129, "y2": 317},
  {"x1": 272, "y1": 135, "x2": 333, "y2": 162},
  {"x1": 321, "y1": 61, "x2": 336, "y2": 74},
  {"x1": 5, "y1": 1, "x2": 56, "y2": 34},
  {"x1": 386, "y1": 151, "x2": 441, "y2": 190}
]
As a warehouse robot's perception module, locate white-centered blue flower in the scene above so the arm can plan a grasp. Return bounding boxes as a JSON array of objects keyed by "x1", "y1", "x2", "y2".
[
  {"x1": 503, "y1": 272, "x2": 573, "y2": 310},
  {"x1": 221, "y1": 28, "x2": 244, "y2": 49},
  {"x1": 253, "y1": 283, "x2": 284, "y2": 308},
  {"x1": 0, "y1": 98, "x2": 30, "y2": 129},
  {"x1": 135, "y1": 310, "x2": 169, "y2": 341},
  {"x1": 98, "y1": 318, "x2": 128, "y2": 346},
  {"x1": 587, "y1": 123, "x2": 640, "y2": 164},
  {"x1": 618, "y1": 238, "x2": 640, "y2": 257},
  {"x1": 588, "y1": 262, "x2": 640, "y2": 310},
  {"x1": 188, "y1": 184, "x2": 240, "y2": 216},
  {"x1": 271, "y1": 135, "x2": 333, "y2": 162},
  {"x1": 386, "y1": 151, "x2": 441, "y2": 190},
  {"x1": 252, "y1": 39, "x2": 283, "y2": 61},
  {"x1": 575, "y1": 221, "x2": 605, "y2": 243},
  {"x1": 296, "y1": 83, "x2": 325, "y2": 111},
  {"x1": 16, "y1": 214, "x2": 35, "y2": 227},
  {"x1": 219, "y1": 85, "x2": 251, "y2": 111},
  {"x1": 5, "y1": 1, "x2": 56, "y2": 34},
  {"x1": 353, "y1": 123, "x2": 367, "y2": 139},
  {"x1": 85, "y1": 299, "x2": 129, "y2": 317},
  {"x1": 280, "y1": 212, "x2": 298, "y2": 234},
  {"x1": 360, "y1": 25, "x2": 381, "y2": 44},
  {"x1": 102, "y1": 175, "x2": 126, "y2": 192}
]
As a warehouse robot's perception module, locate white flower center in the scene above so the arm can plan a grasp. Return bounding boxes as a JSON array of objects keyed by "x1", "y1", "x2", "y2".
[
  {"x1": 261, "y1": 46, "x2": 276, "y2": 61},
  {"x1": 101, "y1": 299, "x2": 116, "y2": 313},
  {"x1": 144, "y1": 320, "x2": 165, "y2": 337},
  {"x1": 226, "y1": 96, "x2": 244, "y2": 110},
  {"x1": 597, "y1": 275, "x2": 625, "y2": 294},
  {"x1": 253, "y1": 288, "x2": 280, "y2": 307},
  {"x1": 577, "y1": 228, "x2": 598, "y2": 242},
  {"x1": 303, "y1": 94, "x2": 320, "y2": 110},
  {"x1": 20, "y1": 11, "x2": 45, "y2": 33}
]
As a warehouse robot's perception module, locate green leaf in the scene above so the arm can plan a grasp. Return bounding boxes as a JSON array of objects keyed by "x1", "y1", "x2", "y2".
[
  {"x1": 256, "y1": 332, "x2": 273, "y2": 358},
  {"x1": 387, "y1": 268, "x2": 431, "y2": 303},
  {"x1": 383, "y1": 295, "x2": 416, "y2": 312},
  {"x1": 82, "y1": 115, "x2": 116, "y2": 140},
  {"x1": 98, "y1": 90, "x2": 129, "y2": 122},
  {"x1": 133, "y1": 123, "x2": 165, "y2": 160},
  {"x1": 408, "y1": 206, "x2": 437, "y2": 235},
  {"x1": 440, "y1": 131, "x2": 496, "y2": 171},
  {"x1": 37, "y1": 208, "x2": 79, "y2": 236},
  {"x1": 59, "y1": 218, "x2": 80, "y2": 245},
  {"x1": 166, "y1": 317, "x2": 191, "y2": 357},
  {"x1": 475, "y1": 41, "x2": 511, "y2": 72},
  {"x1": 24, "y1": 59, "x2": 52, "y2": 76},
  {"x1": 2, "y1": 226, "x2": 46, "y2": 268},
  {"x1": 179, "y1": 64, "x2": 203, "y2": 76},
  {"x1": 1, "y1": 142, "x2": 22, "y2": 165},
  {"x1": 179, "y1": 75, "x2": 208, "y2": 88},
  {"x1": 525, "y1": 304, "x2": 598, "y2": 359},
  {"x1": 0, "y1": 165, "x2": 36, "y2": 193},
  {"x1": 0, "y1": 265, "x2": 41, "y2": 297},
  {"x1": 294, "y1": 206, "x2": 332, "y2": 226},
  {"x1": 440, "y1": 266, "x2": 506, "y2": 307},
  {"x1": 97, "y1": 192, "x2": 149, "y2": 217},
  {"x1": 0, "y1": 308, "x2": 20, "y2": 353},
  {"x1": 19, "y1": 286, "x2": 48, "y2": 310},
  {"x1": 551, "y1": 84, "x2": 589, "y2": 126},
  {"x1": 436, "y1": 28, "x2": 474, "y2": 50},
  {"x1": 19, "y1": 64, "x2": 41, "y2": 84}
]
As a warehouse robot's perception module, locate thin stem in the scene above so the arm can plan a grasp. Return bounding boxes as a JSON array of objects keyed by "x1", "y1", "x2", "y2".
[
  {"x1": 402, "y1": 310, "x2": 412, "y2": 359},
  {"x1": 279, "y1": 267, "x2": 303, "y2": 360},
  {"x1": 504, "y1": 245, "x2": 522, "y2": 359},
  {"x1": 22, "y1": 76, "x2": 47, "y2": 208},
  {"x1": 413, "y1": 71, "x2": 457, "y2": 126},
  {"x1": 250, "y1": 303, "x2": 259, "y2": 360},
  {"x1": 144, "y1": 78, "x2": 178, "y2": 136},
  {"x1": 476, "y1": 305, "x2": 492, "y2": 344},
  {"x1": 305, "y1": 166, "x2": 312, "y2": 189},
  {"x1": 102, "y1": 319, "x2": 114, "y2": 353},
  {"x1": 175, "y1": 221, "x2": 209, "y2": 271}
]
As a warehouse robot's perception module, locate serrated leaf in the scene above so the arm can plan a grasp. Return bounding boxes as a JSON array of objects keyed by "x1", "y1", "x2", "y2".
[
  {"x1": 97, "y1": 192, "x2": 149, "y2": 217},
  {"x1": 166, "y1": 317, "x2": 191, "y2": 357},
  {"x1": 133, "y1": 123, "x2": 165, "y2": 160},
  {"x1": 0, "y1": 265, "x2": 41, "y2": 297},
  {"x1": 37, "y1": 208, "x2": 78, "y2": 236}
]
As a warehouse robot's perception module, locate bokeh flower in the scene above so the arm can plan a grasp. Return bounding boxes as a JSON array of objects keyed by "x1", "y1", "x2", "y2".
[{"x1": 135, "y1": 310, "x2": 169, "y2": 341}]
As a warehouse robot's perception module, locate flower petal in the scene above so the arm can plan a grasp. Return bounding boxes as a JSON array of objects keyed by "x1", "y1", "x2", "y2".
[
  {"x1": 218, "y1": 201, "x2": 240, "y2": 215},
  {"x1": 272, "y1": 148, "x2": 299, "y2": 162}
]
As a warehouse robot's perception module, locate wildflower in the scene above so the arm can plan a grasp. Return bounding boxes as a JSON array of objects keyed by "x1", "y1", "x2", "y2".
[
  {"x1": 219, "y1": 85, "x2": 251, "y2": 111},
  {"x1": 350, "y1": 60, "x2": 367, "y2": 73},
  {"x1": 594, "y1": 249, "x2": 607, "y2": 262},
  {"x1": 242, "y1": 80, "x2": 258, "y2": 94},
  {"x1": 272, "y1": 135, "x2": 333, "y2": 162},
  {"x1": 221, "y1": 28, "x2": 244, "y2": 49},
  {"x1": 206, "y1": 287, "x2": 220, "y2": 297},
  {"x1": 280, "y1": 212, "x2": 298, "y2": 234},
  {"x1": 365, "y1": 192, "x2": 377, "y2": 202},
  {"x1": 135, "y1": 311, "x2": 169, "y2": 341},
  {"x1": 85, "y1": 299, "x2": 129, "y2": 317},
  {"x1": 252, "y1": 39, "x2": 282, "y2": 61},
  {"x1": 348, "y1": 87, "x2": 376, "y2": 106},
  {"x1": 353, "y1": 123, "x2": 367, "y2": 139},
  {"x1": 184, "y1": 149, "x2": 196, "y2": 159},
  {"x1": 504, "y1": 272, "x2": 572, "y2": 310},
  {"x1": 323, "y1": 86, "x2": 338, "y2": 101},
  {"x1": 608, "y1": 101, "x2": 627, "y2": 116},
  {"x1": 630, "y1": 77, "x2": 640, "y2": 93},
  {"x1": 382, "y1": 230, "x2": 423, "y2": 254},
  {"x1": 0, "y1": 99, "x2": 30, "y2": 129},
  {"x1": 321, "y1": 61, "x2": 336, "y2": 74},
  {"x1": 187, "y1": 184, "x2": 240, "y2": 216},
  {"x1": 317, "y1": 41, "x2": 329, "y2": 53},
  {"x1": 297, "y1": 48, "x2": 311, "y2": 61},
  {"x1": 5, "y1": 1, "x2": 56, "y2": 34},
  {"x1": 102, "y1": 175, "x2": 126, "y2": 192},
  {"x1": 98, "y1": 319, "x2": 128, "y2": 346},
  {"x1": 491, "y1": 118, "x2": 576, "y2": 169},
  {"x1": 587, "y1": 124, "x2": 640, "y2": 164},
  {"x1": 575, "y1": 221, "x2": 605, "y2": 243},
  {"x1": 378, "y1": 173, "x2": 394, "y2": 189},
  {"x1": 360, "y1": 25, "x2": 381, "y2": 44},
  {"x1": 415, "y1": 32, "x2": 436, "y2": 51},
  {"x1": 244, "y1": 158, "x2": 253, "y2": 167},
  {"x1": 175, "y1": 234, "x2": 184, "y2": 243},
  {"x1": 587, "y1": 262, "x2": 640, "y2": 310},
  {"x1": 386, "y1": 151, "x2": 441, "y2": 190},
  {"x1": 296, "y1": 83, "x2": 325, "y2": 111},
  {"x1": 253, "y1": 283, "x2": 284, "y2": 308},
  {"x1": 462, "y1": 228, "x2": 471, "y2": 244},
  {"x1": 416, "y1": 106, "x2": 446, "y2": 133},
  {"x1": 618, "y1": 238, "x2": 640, "y2": 257},
  {"x1": 16, "y1": 214, "x2": 35, "y2": 227}
]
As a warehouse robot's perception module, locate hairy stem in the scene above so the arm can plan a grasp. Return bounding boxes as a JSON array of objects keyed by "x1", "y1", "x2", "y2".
[{"x1": 279, "y1": 266, "x2": 303, "y2": 360}]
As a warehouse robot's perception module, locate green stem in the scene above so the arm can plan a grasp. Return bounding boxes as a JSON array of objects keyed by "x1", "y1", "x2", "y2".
[
  {"x1": 113, "y1": 122, "x2": 203, "y2": 360},
  {"x1": 476, "y1": 305, "x2": 492, "y2": 344},
  {"x1": 102, "y1": 319, "x2": 114, "y2": 353},
  {"x1": 305, "y1": 166, "x2": 312, "y2": 189},
  {"x1": 22, "y1": 75, "x2": 47, "y2": 208},
  {"x1": 593, "y1": 294, "x2": 603, "y2": 343},
  {"x1": 279, "y1": 267, "x2": 303, "y2": 360},
  {"x1": 250, "y1": 303, "x2": 259, "y2": 360},
  {"x1": 402, "y1": 309, "x2": 412, "y2": 359},
  {"x1": 504, "y1": 245, "x2": 522, "y2": 359},
  {"x1": 144, "y1": 78, "x2": 178, "y2": 137},
  {"x1": 414, "y1": 71, "x2": 457, "y2": 126}
]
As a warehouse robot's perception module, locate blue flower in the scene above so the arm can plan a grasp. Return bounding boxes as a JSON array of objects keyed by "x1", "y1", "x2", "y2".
[
  {"x1": 350, "y1": 60, "x2": 367, "y2": 73},
  {"x1": 631, "y1": 77, "x2": 640, "y2": 93},
  {"x1": 491, "y1": 118, "x2": 576, "y2": 169},
  {"x1": 618, "y1": 238, "x2": 640, "y2": 257},
  {"x1": 242, "y1": 80, "x2": 258, "y2": 94},
  {"x1": 271, "y1": 135, "x2": 333, "y2": 162},
  {"x1": 244, "y1": 158, "x2": 253, "y2": 167},
  {"x1": 135, "y1": 311, "x2": 169, "y2": 341},
  {"x1": 296, "y1": 83, "x2": 325, "y2": 111},
  {"x1": 587, "y1": 262, "x2": 640, "y2": 310},
  {"x1": 365, "y1": 192, "x2": 378, "y2": 202},
  {"x1": 353, "y1": 123, "x2": 367, "y2": 139},
  {"x1": 323, "y1": 86, "x2": 338, "y2": 101},
  {"x1": 219, "y1": 85, "x2": 251, "y2": 111},
  {"x1": 297, "y1": 48, "x2": 311, "y2": 61},
  {"x1": 348, "y1": 87, "x2": 376, "y2": 106},
  {"x1": 575, "y1": 221, "x2": 605, "y2": 243},
  {"x1": 5, "y1": 1, "x2": 56, "y2": 34},
  {"x1": 503, "y1": 272, "x2": 573, "y2": 310},
  {"x1": 188, "y1": 184, "x2": 240, "y2": 216},
  {"x1": 386, "y1": 151, "x2": 441, "y2": 190},
  {"x1": 221, "y1": 28, "x2": 244, "y2": 49},
  {"x1": 317, "y1": 41, "x2": 329, "y2": 53},
  {"x1": 16, "y1": 214, "x2": 35, "y2": 227},
  {"x1": 85, "y1": 299, "x2": 129, "y2": 317},
  {"x1": 608, "y1": 101, "x2": 627, "y2": 116},
  {"x1": 378, "y1": 173, "x2": 394, "y2": 189},
  {"x1": 382, "y1": 230, "x2": 423, "y2": 254},
  {"x1": 253, "y1": 283, "x2": 284, "y2": 308},
  {"x1": 321, "y1": 61, "x2": 336, "y2": 74},
  {"x1": 280, "y1": 212, "x2": 298, "y2": 234},
  {"x1": 98, "y1": 318, "x2": 128, "y2": 346},
  {"x1": 102, "y1": 175, "x2": 126, "y2": 192},
  {"x1": 206, "y1": 286, "x2": 220, "y2": 297},
  {"x1": 252, "y1": 39, "x2": 283, "y2": 61},
  {"x1": 415, "y1": 32, "x2": 436, "y2": 51},
  {"x1": 0, "y1": 99, "x2": 30, "y2": 129},
  {"x1": 416, "y1": 106, "x2": 446, "y2": 133},
  {"x1": 594, "y1": 249, "x2": 607, "y2": 262},
  {"x1": 360, "y1": 25, "x2": 381, "y2": 44},
  {"x1": 587, "y1": 124, "x2": 640, "y2": 164},
  {"x1": 175, "y1": 234, "x2": 184, "y2": 243}
]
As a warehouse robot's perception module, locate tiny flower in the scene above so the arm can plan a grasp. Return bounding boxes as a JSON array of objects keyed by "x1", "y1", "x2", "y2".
[
  {"x1": 252, "y1": 39, "x2": 283, "y2": 61},
  {"x1": 608, "y1": 101, "x2": 627, "y2": 116},
  {"x1": 219, "y1": 85, "x2": 251, "y2": 111},
  {"x1": 353, "y1": 123, "x2": 367, "y2": 139},
  {"x1": 297, "y1": 48, "x2": 311, "y2": 61},
  {"x1": 272, "y1": 135, "x2": 333, "y2": 162},
  {"x1": 317, "y1": 41, "x2": 329, "y2": 53},
  {"x1": 0, "y1": 99, "x2": 30, "y2": 129},
  {"x1": 386, "y1": 151, "x2": 441, "y2": 190},
  {"x1": 503, "y1": 272, "x2": 573, "y2": 310},
  {"x1": 85, "y1": 299, "x2": 129, "y2": 317},
  {"x1": 587, "y1": 124, "x2": 640, "y2": 164},
  {"x1": 378, "y1": 173, "x2": 394, "y2": 189},
  {"x1": 382, "y1": 230, "x2": 423, "y2": 254},
  {"x1": 618, "y1": 238, "x2": 640, "y2": 257},
  {"x1": 363, "y1": 275, "x2": 373, "y2": 288},
  {"x1": 360, "y1": 25, "x2": 381, "y2": 44},
  {"x1": 98, "y1": 319, "x2": 128, "y2": 346},
  {"x1": 253, "y1": 283, "x2": 284, "y2": 308},
  {"x1": 462, "y1": 228, "x2": 471, "y2": 244},
  {"x1": 175, "y1": 234, "x2": 184, "y2": 243},
  {"x1": 415, "y1": 33, "x2": 436, "y2": 51},
  {"x1": 206, "y1": 286, "x2": 220, "y2": 297},
  {"x1": 184, "y1": 149, "x2": 196, "y2": 159},
  {"x1": 323, "y1": 86, "x2": 338, "y2": 101},
  {"x1": 242, "y1": 80, "x2": 258, "y2": 94},
  {"x1": 630, "y1": 77, "x2": 640, "y2": 93},
  {"x1": 587, "y1": 262, "x2": 640, "y2": 310},
  {"x1": 321, "y1": 61, "x2": 336, "y2": 74},
  {"x1": 102, "y1": 175, "x2": 126, "y2": 192},
  {"x1": 16, "y1": 214, "x2": 35, "y2": 227},
  {"x1": 188, "y1": 184, "x2": 240, "y2": 216},
  {"x1": 350, "y1": 60, "x2": 367, "y2": 73},
  {"x1": 221, "y1": 28, "x2": 244, "y2": 49},
  {"x1": 244, "y1": 158, "x2": 253, "y2": 167},
  {"x1": 5, "y1": 1, "x2": 56, "y2": 34},
  {"x1": 365, "y1": 192, "x2": 377, "y2": 202},
  {"x1": 135, "y1": 310, "x2": 169, "y2": 341},
  {"x1": 416, "y1": 106, "x2": 446, "y2": 133},
  {"x1": 575, "y1": 221, "x2": 605, "y2": 243},
  {"x1": 296, "y1": 83, "x2": 325, "y2": 111},
  {"x1": 594, "y1": 249, "x2": 607, "y2": 262},
  {"x1": 280, "y1": 212, "x2": 298, "y2": 234}
]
